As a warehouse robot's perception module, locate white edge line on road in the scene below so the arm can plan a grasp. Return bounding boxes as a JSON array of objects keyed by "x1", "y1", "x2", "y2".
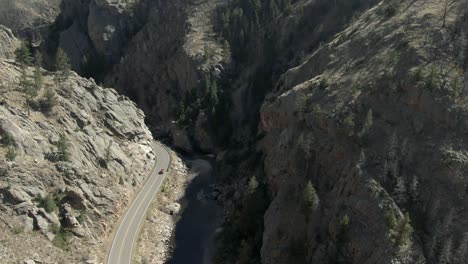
[{"x1": 106, "y1": 141, "x2": 171, "y2": 264}]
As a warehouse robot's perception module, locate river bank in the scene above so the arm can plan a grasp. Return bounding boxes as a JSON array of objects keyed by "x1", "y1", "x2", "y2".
[{"x1": 135, "y1": 151, "x2": 222, "y2": 264}]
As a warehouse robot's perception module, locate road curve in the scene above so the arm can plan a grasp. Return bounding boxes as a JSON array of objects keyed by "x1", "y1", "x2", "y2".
[{"x1": 107, "y1": 141, "x2": 171, "y2": 264}]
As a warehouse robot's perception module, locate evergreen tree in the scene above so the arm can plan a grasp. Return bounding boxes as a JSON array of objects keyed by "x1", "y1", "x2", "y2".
[
  {"x1": 409, "y1": 175, "x2": 419, "y2": 202},
  {"x1": 270, "y1": 0, "x2": 280, "y2": 18},
  {"x1": 41, "y1": 88, "x2": 58, "y2": 113},
  {"x1": 337, "y1": 214, "x2": 350, "y2": 246},
  {"x1": 204, "y1": 74, "x2": 211, "y2": 98},
  {"x1": 303, "y1": 181, "x2": 319, "y2": 212},
  {"x1": 14, "y1": 42, "x2": 33, "y2": 66},
  {"x1": 343, "y1": 113, "x2": 355, "y2": 136},
  {"x1": 19, "y1": 67, "x2": 36, "y2": 115},
  {"x1": 388, "y1": 132, "x2": 398, "y2": 160},
  {"x1": 211, "y1": 80, "x2": 219, "y2": 106},
  {"x1": 394, "y1": 213, "x2": 413, "y2": 247},
  {"x1": 438, "y1": 236, "x2": 453, "y2": 264},
  {"x1": 34, "y1": 64, "x2": 43, "y2": 91},
  {"x1": 246, "y1": 176, "x2": 259, "y2": 196},
  {"x1": 454, "y1": 232, "x2": 468, "y2": 263},
  {"x1": 55, "y1": 133, "x2": 70, "y2": 162},
  {"x1": 54, "y1": 48, "x2": 71, "y2": 80},
  {"x1": 393, "y1": 176, "x2": 407, "y2": 204},
  {"x1": 358, "y1": 109, "x2": 373, "y2": 137},
  {"x1": 312, "y1": 105, "x2": 323, "y2": 119}
]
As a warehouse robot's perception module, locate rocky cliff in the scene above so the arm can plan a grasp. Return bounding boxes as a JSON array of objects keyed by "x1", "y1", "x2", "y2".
[
  {"x1": 0, "y1": 31, "x2": 155, "y2": 262},
  {"x1": 212, "y1": 0, "x2": 468, "y2": 264},
  {"x1": 259, "y1": 1, "x2": 468, "y2": 264},
  {"x1": 47, "y1": 0, "x2": 231, "y2": 152}
]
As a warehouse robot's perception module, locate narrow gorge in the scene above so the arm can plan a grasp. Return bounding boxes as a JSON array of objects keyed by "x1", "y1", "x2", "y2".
[{"x1": 1, "y1": 0, "x2": 468, "y2": 264}]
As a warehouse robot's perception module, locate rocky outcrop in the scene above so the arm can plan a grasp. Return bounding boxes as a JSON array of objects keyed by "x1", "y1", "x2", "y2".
[
  {"x1": 0, "y1": 25, "x2": 19, "y2": 59},
  {"x1": 0, "y1": 0, "x2": 60, "y2": 32},
  {"x1": 52, "y1": 0, "x2": 138, "y2": 70},
  {"x1": 0, "y1": 58, "x2": 155, "y2": 263},
  {"x1": 47, "y1": 0, "x2": 230, "y2": 152}
]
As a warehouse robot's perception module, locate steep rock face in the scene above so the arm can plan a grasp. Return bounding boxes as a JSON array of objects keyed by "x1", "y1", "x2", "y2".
[
  {"x1": 52, "y1": 0, "x2": 137, "y2": 70},
  {"x1": 0, "y1": 58, "x2": 155, "y2": 263},
  {"x1": 50, "y1": 0, "x2": 229, "y2": 152},
  {"x1": 0, "y1": 25, "x2": 19, "y2": 59},
  {"x1": 0, "y1": 0, "x2": 60, "y2": 31},
  {"x1": 258, "y1": 0, "x2": 468, "y2": 263}
]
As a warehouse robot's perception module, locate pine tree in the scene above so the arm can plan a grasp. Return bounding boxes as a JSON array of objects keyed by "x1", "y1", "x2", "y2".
[
  {"x1": 303, "y1": 181, "x2": 319, "y2": 212},
  {"x1": 54, "y1": 48, "x2": 71, "y2": 80},
  {"x1": 34, "y1": 64, "x2": 43, "y2": 91},
  {"x1": 343, "y1": 113, "x2": 355, "y2": 136},
  {"x1": 14, "y1": 42, "x2": 33, "y2": 66},
  {"x1": 312, "y1": 105, "x2": 323, "y2": 119},
  {"x1": 337, "y1": 214, "x2": 350, "y2": 246},
  {"x1": 393, "y1": 176, "x2": 407, "y2": 204},
  {"x1": 55, "y1": 133, "x2": 70, "y2": 162},
  {"x1": 410, "y1": 175, "x2": 419, "y2": 202},
  {"x1": 388, "y1": 132, "x2": 398, "y2": 160},
  {"x1": 394, "y1": 213, "x2": 413, "y2": 247},
  {"x1": 438, "y1": 236, "x2": 453, "y2": 264},
  {"x1": 41, "y1": 88, "x2": 58, "y2": 113},
  {"x1": 270, "y1": 0, "x2": 280, "y2": 18},
  {"x1": 454, "y1": 232, "x2": 468, "y2": 263},
  {"x1": 19, "y1": 67, "x2": 36, "y2": 115},
  {"x1": 211, "y1": 80, "x2": 219, "y2": 114},
  {"x1": 204, "y1": 74, "x2": 211, "y2": 97},
  {"x1": 358, "y1": 109, "x2": 373, "y2": 137},
  {"x1": 246, "y1": 176, "x2": 259, "y2": 196}
]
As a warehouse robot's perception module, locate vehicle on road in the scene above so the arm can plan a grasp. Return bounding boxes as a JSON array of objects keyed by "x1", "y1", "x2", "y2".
[{"x1": 159, "y1": 169, "x2": 164, "y2": 175}]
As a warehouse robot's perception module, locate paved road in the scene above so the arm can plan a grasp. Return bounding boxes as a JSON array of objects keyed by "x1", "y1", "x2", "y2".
[{"x1": 108, "y1": 142, "x2": 171, "y2": 264}]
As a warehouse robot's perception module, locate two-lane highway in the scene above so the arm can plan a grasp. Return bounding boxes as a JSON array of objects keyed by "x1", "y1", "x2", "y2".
[{"x1": 108, "y1": 142, "x2": 171, "y2": 264}]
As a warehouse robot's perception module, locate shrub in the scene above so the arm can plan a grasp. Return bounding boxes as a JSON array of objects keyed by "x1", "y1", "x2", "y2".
[
  {"x1": 0, "y1": 167, "x2": 8, "y2": 177},
  {"x1": 105, "y1": 141, "x2": 113, "y2": 164},
  {"x1": 6, "y1": 147, "x2": 16, "y2": 161},
  {"x1": 37, "y1": 194, "x2": 58, "y2": 213},
  {"x1": 12, "y1": 224, "x2": 24, "y2": 234},
  {"x1": 0, "y1": 131, "x2": 15, "y2": 147},
  {"x1": 426, "y1": 65, "x2": 439, "y2": 91},
  {"x1": 319, "y1": 78, "x2": 330, "y2": 90},
  {"x1": 52, "y1": 229, "x2": 72, "y2": 250},
  {"x1": 55, "y1": 134, "x2": 70, "y2": 162},
  {"x1": 77, "y1": 210, "x2": 86, "y2": 224},
  {"x1": 40, "y1": 88, "x2": 58, "y2": 114},
  {"x1": 49, "y1": 223, "x2": 61, "y2": 234},
  {"x1": 14, "y1": 42, "x2": 32, "y2": 66}
]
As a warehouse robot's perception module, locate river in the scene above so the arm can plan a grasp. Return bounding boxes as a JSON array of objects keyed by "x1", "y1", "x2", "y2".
[{"x1": 166, "y1": 158, "x2": 222, "y2": 264}]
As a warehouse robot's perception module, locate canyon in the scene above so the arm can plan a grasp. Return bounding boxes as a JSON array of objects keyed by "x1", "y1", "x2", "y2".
[{"x1": 0, "y1": 0, "x2": 468, "y2": 264}]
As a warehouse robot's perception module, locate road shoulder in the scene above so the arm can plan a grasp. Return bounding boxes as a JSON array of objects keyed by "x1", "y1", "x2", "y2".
[{"x1": 135, "y1": 149, "x2": 189, "y2": 264}]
